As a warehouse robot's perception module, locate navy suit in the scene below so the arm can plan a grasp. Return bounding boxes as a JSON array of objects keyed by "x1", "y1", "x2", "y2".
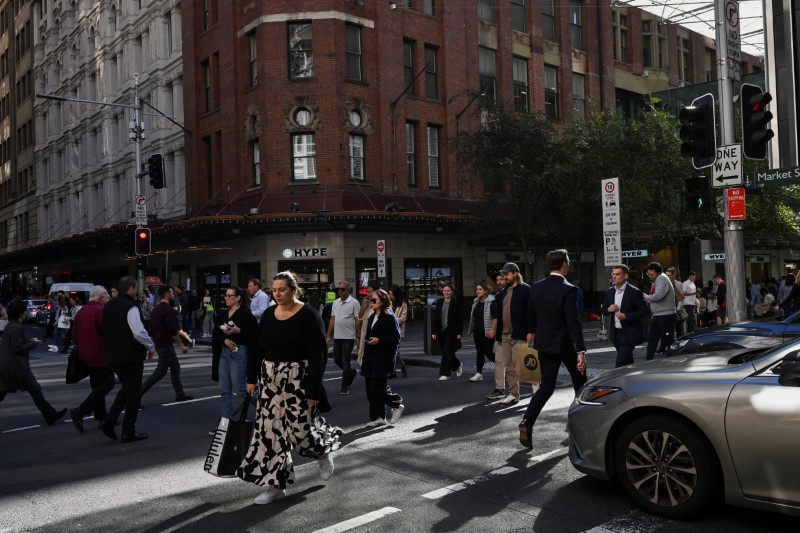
[
  {"x1": 602, "y1": 284, "x2": 649, "y2": 367},
  {"x1": 524, "y1": 274, "x2": 587, "y2": 425}
]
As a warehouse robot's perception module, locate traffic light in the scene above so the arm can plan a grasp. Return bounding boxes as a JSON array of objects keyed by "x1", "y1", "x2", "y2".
[
  {"x1": 136, "y1": 255, "x2": 148, "y2": 271},
  {"x1": 685, "y1": 177, "x2": 712, "y2": 213},
  {"x1": 147, "y1": 153, "x2": 165, "y2": 189},
  {"x1": 741, "y1": 84, "x2": 774, "y2": 160},
  {"x1": 134, "y1": 227, "x2": 151, "y2": 255},
  {"x1": 679, "y1": 93, "x2": 716, "y2": 169}
]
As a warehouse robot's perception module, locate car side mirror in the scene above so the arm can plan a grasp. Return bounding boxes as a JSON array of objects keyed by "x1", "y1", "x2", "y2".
[{"x1": 778, "y1": 356, "x2": 800, "y2": 387}]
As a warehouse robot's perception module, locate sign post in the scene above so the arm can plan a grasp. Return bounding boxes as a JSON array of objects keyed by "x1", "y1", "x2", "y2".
[
  {"x1": 601, "y1": 178, "x2": 621, "y2": 266},
  {"x1": 376, "y1": 239, "x2": 386, "y2": 283}
]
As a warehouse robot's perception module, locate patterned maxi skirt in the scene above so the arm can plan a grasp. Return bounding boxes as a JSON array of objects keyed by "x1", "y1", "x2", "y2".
[{"x1": 236, "y1": 360, "x2": 342, "y2": 488}]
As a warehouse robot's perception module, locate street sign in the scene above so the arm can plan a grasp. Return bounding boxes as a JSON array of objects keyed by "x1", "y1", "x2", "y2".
[
  {"x1": 621, "y1": 249, "x2": 648, "y2": 258},
  {"x1": 134, "y1": 194, "x2": 147, "y2": 226},
  {"x1": 744, "y1": 165, "x2": 800, "y2": 189},
  {"x1": 377, "y1": 239, "x2": 386, "y2": 278},
  {"x1": 726, "y1": 187, "x2": 746, "y2": 220},
  {"x1": 724, "y1": 0, "x2": 741, "y2": 80},
  {"x1": 712, "y1": 144, "x2": 742, "y2": 187},
  {"x1": 704, "y1": 253, "x2": 726, "y2": 261},
  {"x1": 601, "y1": 178, "x2": 621, "y2": 266}
]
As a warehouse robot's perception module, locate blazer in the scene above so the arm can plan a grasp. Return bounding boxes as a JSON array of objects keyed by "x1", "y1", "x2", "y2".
[
  {"x1": 493, "y1": 283, "x2": 532, "y2": 340},
  {"x1": 602, "y1": 284, "x2": 649, "y2": 346},
  {"x1": 432, "y1": 297, "x2": 464, "y2": 352},
  {"x1": 360, "y1": 312, "x2": 401, "y2": 379},
  {"x1": 528, "y1": 274, "x2": 586, "y2": 355}
]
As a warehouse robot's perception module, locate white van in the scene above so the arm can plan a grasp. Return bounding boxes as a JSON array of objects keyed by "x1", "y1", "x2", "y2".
[{"x1": 48, "y1": 282, "x2": 94, "y2": 305}]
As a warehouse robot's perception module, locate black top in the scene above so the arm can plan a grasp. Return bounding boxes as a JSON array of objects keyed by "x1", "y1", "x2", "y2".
[
  {"x1": 214, "y1": 305, "x2": 258, "y2": 348},
  {"x1": 102, "y1": 294, "x2": 146, "y2": 365},
  {"x1": 248, "y1": 304, "x2": 327, "y2": 401},
  {"x1": 150, "y1": 302, "x2": 180, "y2": 349},
  {"x1": 471, "y1": 300, "x2": 485, "y2": 335}
]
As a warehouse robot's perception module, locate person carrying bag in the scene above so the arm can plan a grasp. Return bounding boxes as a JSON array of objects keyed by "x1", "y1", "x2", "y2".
[{"x1": 205, "y1": 394, "x2": 254, "y2": 477}]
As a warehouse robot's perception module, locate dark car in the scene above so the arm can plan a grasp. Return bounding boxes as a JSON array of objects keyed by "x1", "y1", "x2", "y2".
[{"x1": 667, "y1": 309, "x2": 800, "y2": 356}]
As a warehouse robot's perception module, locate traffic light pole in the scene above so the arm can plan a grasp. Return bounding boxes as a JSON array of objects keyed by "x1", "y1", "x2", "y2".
[
  {"x1": 132, "y1": 74, "x2": 145, "y2": 292},
  {"x1": 716, "y1": 0, "x2": 746, "y2": 322}
]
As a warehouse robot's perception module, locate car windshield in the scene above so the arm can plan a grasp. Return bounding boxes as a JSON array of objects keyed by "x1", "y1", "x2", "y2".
[
  {"x1": 29, "y1": 300, "x2": 46, "y2": 306},
  {"x1": 727, "y1": 348, "x2": 771, "y2": 364}
]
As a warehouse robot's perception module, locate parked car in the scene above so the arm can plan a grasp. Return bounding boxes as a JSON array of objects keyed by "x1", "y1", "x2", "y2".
[
  {"x1": 35, "y1": 299, "x2": 53, "y2": 326},
  {"x1": 567, "y1": 341, "x2": 800, "y2": 519},
  {"x1": 667, "y1": 309, "x2": 800, "y2": 356},
  {"x1": 23, "y1": 298, "x2": 48, "y2": 324}
]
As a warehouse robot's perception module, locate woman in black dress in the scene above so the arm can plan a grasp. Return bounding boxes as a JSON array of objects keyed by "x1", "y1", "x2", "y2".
[
  {"x1": 238, "y1": 271, "x2": 342, "y2": 505},
  {"x1": 432, "y1": 283, "x2": 464, "y2": 380},
  {"x1": 361, "y1": 289, "x2": 403, "y2": 426}
]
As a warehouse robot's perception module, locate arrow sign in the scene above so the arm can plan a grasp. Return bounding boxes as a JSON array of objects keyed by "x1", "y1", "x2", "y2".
[
  {"x1": 712, "y1": 144, "x2": 743, "y2": 187},
  {"x1": 716, "y1": 174, "x2": 741, "y2": 184}
]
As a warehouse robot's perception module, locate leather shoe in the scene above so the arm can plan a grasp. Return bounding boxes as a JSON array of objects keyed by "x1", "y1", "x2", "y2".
[
  {"x1": 121, "y1": 432, "x2": 149, "y2": 443},
  {"x1": 45, "y1": 408, "x2": 68, "y2": 426},
  {"x1": 69, "y1": 409, "x2": 84, "y2": 434},
  {"x1": 519, "y1": 419, "x2": 533, "y2": 449},
  {"x1": 175, "y1": 394, "x2": 193, "y2": 402},
  {"x1": 101, "y1": 423, "x2": 118, "y2": 441}
]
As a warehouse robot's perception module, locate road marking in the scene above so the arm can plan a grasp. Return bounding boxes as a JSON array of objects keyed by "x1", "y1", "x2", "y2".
[
  {"x1": 0, "y1": 424, "x2": 40, "y2": 433},
  {"x1": 311, "y1": 506, "x2": 401, "y2": 533},
  {"x1": 161, "y1": 395, "x2": 220, "y2": 406},
  {"x1": 421, "y1": 466, "x2": 518, "y2": 500},
  {"x1": 527, "y1": 446, "x2": 568, "y2": 467}
]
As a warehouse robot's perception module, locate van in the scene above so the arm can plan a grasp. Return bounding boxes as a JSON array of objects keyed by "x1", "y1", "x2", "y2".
[{"x1": 48, "y1": 282, "x2": 94, "y2": 305}]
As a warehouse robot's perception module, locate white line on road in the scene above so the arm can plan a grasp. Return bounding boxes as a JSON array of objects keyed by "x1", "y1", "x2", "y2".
[
  {"x1": 311, "y1": 506, "x2": 401, "y2": 533},
  {"x1": 0, "y1": 424, "x2": 40, "y2": 433},
  {"x1": 421, "y1": 466, "x2": 519, "y2": 500},
  {"x1": 527, "y1": 446, "x2": 568, "y2": 467}
]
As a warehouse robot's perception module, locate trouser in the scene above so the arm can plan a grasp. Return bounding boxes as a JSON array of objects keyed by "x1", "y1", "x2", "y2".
[
  {"x1": 438, "y1": 329, "x2": 461, "y2": 376},
  {"x1": 684, "y1": 305, "x2": 696, "y2": 333},
  {"x1": 0, "y1": 388, "x2": 60, "y2": 421},
  {"x1": 73, "y1": 366, "x2": 115, "y2": 421},
  {"x1": 646, "y1": 314, "x2": 676, "y2": 360},
  {"x1": 181, "y1": 311, "x2": 191, "y2": 332},
  {"x1": 473, "y1": 332, "x2": 495, "y2": 373},
  {"x1": 523, "y1": 350, "x2": 587, "y2": 425},
  {"x1": 141, "y1": 344, "x2": 185, "y2": 398},
  {"x1": 613, "y1": 329, "x2": 636, "y2": 368},
  {"x1": 219, "y1": 345, "x2": 253, "y2": 419},
  {"x1": 203, "y1": 312, "x2": 215, "y2": 335},
  {"x1": 105, "y1": 361, "x2": 145, "y2": 436},
  {"x1": 332, "y1": 339, "x2": 356, "y2": 388},
  {"x1": 364, "y1": 376, "x2": 403, "y2": 421},
  {"x1": 237, "y1": 361, "x2": 342, "y2": 489},
  {"x1": 498, "y1": 334, "x2": 520, "y2": 397},
  {"x1": 393, "y1": 341, "x2": 405, "y2": 370}
]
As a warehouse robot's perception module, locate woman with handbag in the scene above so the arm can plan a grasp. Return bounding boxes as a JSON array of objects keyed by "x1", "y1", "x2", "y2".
[
  {"x1": 0, "y1": 300, "x2": 67, "y2": 425},
  {"x1": 432, "y1": 283, "x2": 464, "y2": 380},
  {"x1": 467, "y1": 282, "x2": 495, "y2": 382},
  {"x1": 361, "y1": 289, "x2": 403, "y2": 426},
  {"x1": 237, "y1": 271, "x2": 342, "y2": 505}
]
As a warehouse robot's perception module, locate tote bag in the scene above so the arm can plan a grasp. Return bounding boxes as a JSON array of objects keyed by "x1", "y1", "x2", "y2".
[
  {"x1": 204, "y1": 395, "x2": 254, "y2": 478},
  {"x1": 512, "y1": 343, "x2": 542, "y2": 385}
]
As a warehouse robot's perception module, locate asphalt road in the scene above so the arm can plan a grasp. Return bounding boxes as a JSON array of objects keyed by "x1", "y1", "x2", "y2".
[{"x1": 0, "y1": 324, "x2": 798, "y2": 532}]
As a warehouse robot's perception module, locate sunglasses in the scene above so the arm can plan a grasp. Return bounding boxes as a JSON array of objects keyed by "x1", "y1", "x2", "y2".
[
  {"x1": 224, "y1": 294, "x2": 237, "y2": 298},
  {"x1": 370, "y1": 298, "x2": 380, "y2": 303},
  {"x1": 338, "y1": 288, "x2": 348, "y2": 292}
]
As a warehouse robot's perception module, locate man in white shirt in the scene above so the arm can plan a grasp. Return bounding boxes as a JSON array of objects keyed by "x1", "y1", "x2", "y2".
[
  {"x1": 682, "y1": 271, "x2": 698, "y2": 333},
  {"x1": 327, "y1": 281, "x2": 362, "y2": 395},
  {"x1": 247, "y1": 278, "x2": 271, "y2": 323}
]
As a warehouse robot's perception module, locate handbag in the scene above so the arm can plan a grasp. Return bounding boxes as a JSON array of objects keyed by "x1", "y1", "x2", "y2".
[
  {"x1": 204, "y1": 395, "x2": 254, "y2": 478},
  {"x1": 65, "y1": 345, "x2": 89, "y2": 384},
  {"x1": 512, "y1": 343, "x2": 542, "y2": 384}
]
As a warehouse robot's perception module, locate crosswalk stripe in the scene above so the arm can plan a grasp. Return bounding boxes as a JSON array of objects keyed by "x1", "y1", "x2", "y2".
[
  {"x1": 311, "y1": 506, "x2": 401, "y2": 533},
  {"x1": 421, "y1": 466, "x2": 518, "y2": 500}
]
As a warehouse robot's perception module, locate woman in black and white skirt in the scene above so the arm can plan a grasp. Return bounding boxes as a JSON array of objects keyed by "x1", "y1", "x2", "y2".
[{"x1": 237, "y1": 271, "x2": 342, "y2": 505}]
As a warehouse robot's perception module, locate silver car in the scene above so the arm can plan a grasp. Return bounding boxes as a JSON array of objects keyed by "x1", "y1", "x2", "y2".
[{"x1": 567, "y1": 341, "x2": 800, "y2": 519}]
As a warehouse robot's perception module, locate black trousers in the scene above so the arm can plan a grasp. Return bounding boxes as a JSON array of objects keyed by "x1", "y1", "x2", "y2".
[
  {"x1": 141, "y1": 345, "x2": 185, "y2": 398},
  {"x1": 364, "y1": 376, "x2": 402, "y2": 421},
  {"x1": 438, "y1": 328, "x2": 461, "y2": 376},
  {"x1": 105, "y1": 361, "x2": 144, "y2": 436},
  {"x1": 73, "y1": 366, "x2": 115, "y2": 421},
  {"x1": 473, "y1": 332, "x2": 495, "y2": 373},
  {"x1": 612, "y1": 330, "x2": 636, "y2": 368},
  {"x1": 0, "y1": 388, "x2": 60, "y2": 421},
  {"x1": 522, "y1": 350, "x2": 587, "y2": 425},
  {"x1": 646, "y1": 314, "x2": 676, "y2": 360}
]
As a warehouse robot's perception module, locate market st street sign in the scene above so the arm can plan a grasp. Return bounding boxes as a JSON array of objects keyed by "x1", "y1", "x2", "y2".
[{"x1": 744, "y1": 165, "x2": 800, "y2": 189}]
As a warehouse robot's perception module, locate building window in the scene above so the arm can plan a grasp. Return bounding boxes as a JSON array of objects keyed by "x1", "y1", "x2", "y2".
[
  {"x1": 705, "y1": 49, "x2": 714, "y2": 82},
  {"x1": 478, "y1": 46, "x2": 497, "y2": 106},
  {"x1": 544, "y1": 65, "x2": 558, "y2": 120},
  {"x1": 678, "y1": 36, "x2": 690, "y2": 82},
  {"x1": 203, "y1": 136, "x2": 213, "y2": 199},
  {"x1": 477, "y1": 0, "x2": 495, "y2": 23},
  {"x1": 248, "y1": 31, "x2": 257, "y2": 86},
  {"x1": 569, "y1": 1, "x2": 583, "y2": 51},
  {"x1": 425, "y1": 45, "x2": 438, "y2": 99},
  {"x1": 511, "y1": 0, "x2": 526, "y2": 33},
  {"x1": 572, "y1": 73, "x2": 585, "y2": 119},
  {"x1": 202, "y1": 60, "x2": 211, "y2": 111},
  {"x1": 657, "y1": 22, "x2": 668, "y2": 69},
  {"x1": 288, "y1": 22, "x2": 313, "y2": 79},
  {"x1": 422, "y1": 0, "x2": 435, "y2": 16},
  {"x1": 345, "y1": 24, "x2": 362, "y2": 81},
  {"x1": 403, "y1": 39, "x2": 415, "y2": 95},
  {"x1": 513, "y1": 56, "x2": 529, "y2": 113},
  {"x1": 542, "y1": 0, "x2": 556, "y2": 41},
  {"x1": 613, "y1": 10, "x2": 628, "y2": 63},
  {"x1": 251, "y1": 140, "x2": 261, "y2": 187},
  {"x1": 202, "y1": 0, "x2": 210, "y2": 31},
  {"x1": 642, "y1": 21, "x2": 653, "y2": 68},
  {"x1": 406, "y1": 122, "x2": 417, "y2": 186},
  {"x1": 427, "y1": 125, "x2": 440, "y2": 188},
  {"x1": 292, "y1": 134, "x2": 317, "y2": 181},
  {"x1": 349, "y1": 135, "x2": 364, "y2": 180}
]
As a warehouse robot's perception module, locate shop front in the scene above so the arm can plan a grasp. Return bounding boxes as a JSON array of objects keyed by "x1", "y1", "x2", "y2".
[
  {"x1": 404, "y1": 258, "x2": 462, "y2": 321},
  {"x1": 276, "y1": 259, "x2": 333, "y2": 303}
]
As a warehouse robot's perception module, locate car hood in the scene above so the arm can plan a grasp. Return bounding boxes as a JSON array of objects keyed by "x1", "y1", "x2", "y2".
[
  {"x1": 686, "y1": 319, "x2": 785, "y2": 336},
  {"x1": 588, "y1": 349, "x2": 752, "y2": 384}
]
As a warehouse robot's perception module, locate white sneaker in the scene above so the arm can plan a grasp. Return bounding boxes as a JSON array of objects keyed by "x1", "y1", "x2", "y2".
[
  {"x1": 253, "y1": 487, "x2": 286, "y2": 505},
  {"x1": 438, "y1": 375, "x2": 449, "y2": 381},
  {"x1": 366, "y1": 418, "x2": 387, "y2": 427},
  {"x1": 469, "y1": 373, "x2": 483, "y2": 382},
  {"x1": 499, "y1": 394, "x2": 519, "y2": 405},
  {"x1": 456, "y1": 363, "x2": 464, "y2": 377},
  {"x1": 319, "y1": 453, "x2": 334, "y2": 481},
  {"x1": 388, "y1": 404, "x2": 405, "y2": 424}
]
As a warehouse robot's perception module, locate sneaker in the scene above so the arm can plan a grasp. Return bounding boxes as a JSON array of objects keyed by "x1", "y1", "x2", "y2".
[
  {"x1": 486, "y1": 389, "x2": 505, "y2": 400},
  {"x1": 189, "y1": 338, "x2": 196, "y2": 349},
  {"x1": 455, "y1": 363, "x2": 464, "y2": 377},
  {"x1": 319, "y1": 453, "x2": 334, "y2": 481},
  {"x1": 366, "y1": 418, "x2": 387, "y2": 427},
  {"x1": 253, "y1": 487, "x2": 286, "y2": 505},
  {"x1": 388, "y1": 404, "x2": 405, "y2": 424},
  {"x1": 499, "y1": 394, "x2": 519, "y2": 405},
  {"x1": 438, "y1": 375, "x2": 450, "y2": 381},
  {"x1": 339, "y1": 387, "x2": 350, "y2": 395},
  {"x1": 469, "y1": 373, "x2": 483, "y2": 382}
]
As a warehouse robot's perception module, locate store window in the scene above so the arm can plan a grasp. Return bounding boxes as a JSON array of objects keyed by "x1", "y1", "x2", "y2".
[
  {"x1": 404, "y1": 259, "x2": 462, "y2": 318},
  {"x1": 355, "y1": 258, "x2": 392, "y2": 298},
  {"x1": 276, "y1": 259, "x2": 332, "y2": 302}
]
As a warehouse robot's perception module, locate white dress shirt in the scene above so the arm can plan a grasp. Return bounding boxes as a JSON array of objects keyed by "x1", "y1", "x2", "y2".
[{"x1": 614, "y1": 282, "x2": 627, "y2": 329}]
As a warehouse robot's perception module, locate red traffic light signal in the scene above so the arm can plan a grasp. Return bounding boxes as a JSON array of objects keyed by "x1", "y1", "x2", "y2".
[
  {"x1": 741, "y1": 83, "x2": 774, "y2": 160},
  {"x1": 134, "y1": 227, "x2": 151, "y2": 255}
]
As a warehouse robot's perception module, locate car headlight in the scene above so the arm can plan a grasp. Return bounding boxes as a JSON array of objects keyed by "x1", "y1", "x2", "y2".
[
  {"x1": 670, "y1": 339, "x2": 690, "y2": 351},
  {"x1": 577, "y1": 385, "x2": 622, "y2": 405}
]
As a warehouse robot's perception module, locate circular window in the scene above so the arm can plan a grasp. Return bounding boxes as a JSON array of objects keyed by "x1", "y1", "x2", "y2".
[
  {"x1": 295, "y1": 109, "x2": 311, "y2": 126},
  {"x1": 349, "y1": 110, "x2": 362, "y2": 127}
]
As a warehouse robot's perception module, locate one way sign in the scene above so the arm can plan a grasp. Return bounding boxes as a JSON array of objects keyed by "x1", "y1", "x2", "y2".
[{"x1": 712, "y1": 144, "x2": 742, "y2": 188}]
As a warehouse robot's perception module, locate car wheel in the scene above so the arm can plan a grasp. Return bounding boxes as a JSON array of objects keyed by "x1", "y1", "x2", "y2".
[{"x1": 614, "y1": 415, "x2": 719, "y2": 519}]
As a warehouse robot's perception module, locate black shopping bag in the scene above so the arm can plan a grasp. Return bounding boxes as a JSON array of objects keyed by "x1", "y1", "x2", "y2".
[
  {"x1": 65, "y1": 346, "x2": 89, "y2": 384},
  {"x1": 204, "y1": 395, "x2": 254, "y2": 478}
]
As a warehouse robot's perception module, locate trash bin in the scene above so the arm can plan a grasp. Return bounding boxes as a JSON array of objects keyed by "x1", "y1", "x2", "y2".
[{"x1": 424, "y1": 295, "x2": 442, "y2": 356}]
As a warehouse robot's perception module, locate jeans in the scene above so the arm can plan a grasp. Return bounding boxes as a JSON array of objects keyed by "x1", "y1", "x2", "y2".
[
  {"x1": 73, "y1": 366, "x2": 115, "y2": 421},
  {"x1": 683, "y1": 305, "x2": 696, "y2": 333},
  {"x1": 333, "y1": 339, "x2": 356, "y2": 389},
  {"x1": 53, "y1": 327, "x2": 68, "y2": 351},
  {"x1": 203, "y1": 312, "x2": 215, "y2": 335},
  {"x1": 219, "y1": 345, "x2": 252, "y2": 419},
  {"x1": 141, "y1": 344, "x2": 185, "y2": 398}
]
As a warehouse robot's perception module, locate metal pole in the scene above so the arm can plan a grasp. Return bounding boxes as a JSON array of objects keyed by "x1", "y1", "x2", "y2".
[
  {"x1": 133, "y1": 73, "x2": 145, "y2": 291},
  {"x1": 716, "y1": 0, "x2": 746, "y2": 322}
]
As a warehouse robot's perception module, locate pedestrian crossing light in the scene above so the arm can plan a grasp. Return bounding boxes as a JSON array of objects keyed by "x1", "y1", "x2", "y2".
[
  {"x1": 679, "y1": 93, "x2": 716, "y2": 169},
  {"x1": 741, "y1": 84, "x2": 774, "y2": 160},
  {"x1": 135, "y1": 227, "x2": 151, "y2": 255},
  {"x1": 147, "y1": 153, "x2": 165, "y2": 189},
  {"x1": 685, "y1": 177, "x2": 711, "y2": 213}
]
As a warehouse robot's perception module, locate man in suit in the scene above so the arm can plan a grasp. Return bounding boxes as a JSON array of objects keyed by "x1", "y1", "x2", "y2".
[
  {"x1": 602, "y1": 264, "x2": 649, "y2": 368},
  {"x1": 520, "y1": 249, "x2": 587, "y2": 448}
]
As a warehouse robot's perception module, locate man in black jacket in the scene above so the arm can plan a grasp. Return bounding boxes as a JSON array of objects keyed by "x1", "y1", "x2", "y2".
[
  {"x1": 100, "y1": 276, "x2": 155, "y2": 443},
  {"x1": 602, "y1": 264, "x2": 649, "y2": 367}
]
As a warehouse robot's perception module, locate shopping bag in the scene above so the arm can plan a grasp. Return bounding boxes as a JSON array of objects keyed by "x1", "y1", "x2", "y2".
[
  {"x1": 65, "y1": 346, "x2": 89, "y2": 384},
  {"x1": 204, "y1": 395, "x2": 254, "y2": 478},
  {"x1": 513, "y1": 343, "x2": 542, "y2": 384}
]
